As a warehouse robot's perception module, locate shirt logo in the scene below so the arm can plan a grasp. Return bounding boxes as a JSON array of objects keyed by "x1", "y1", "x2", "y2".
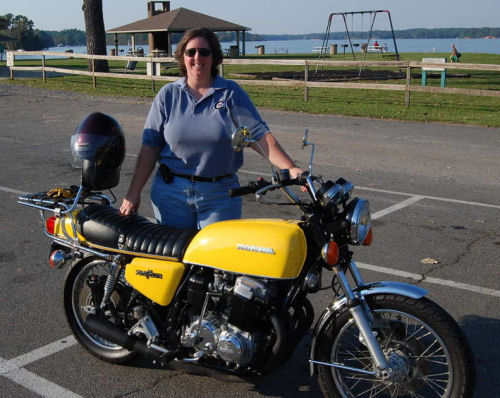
[{"x1": 215, "y1": 100, "x2": 225, "y2": 109}]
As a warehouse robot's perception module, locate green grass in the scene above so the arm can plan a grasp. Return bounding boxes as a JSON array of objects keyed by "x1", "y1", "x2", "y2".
[{"x1": 1, "y1": 52, "x2": 499, "y2": 127}]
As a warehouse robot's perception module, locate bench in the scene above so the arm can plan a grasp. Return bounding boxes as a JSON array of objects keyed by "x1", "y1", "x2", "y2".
[
  {"x1": 367, "y1": 45, "x2": 388, "y2": 53},
  {"x1": 312, "y1": 46, "x2": 327, "y2": 53},
  {"x1": 421, "y1": 57, "x2": 446, "y2": 88}
]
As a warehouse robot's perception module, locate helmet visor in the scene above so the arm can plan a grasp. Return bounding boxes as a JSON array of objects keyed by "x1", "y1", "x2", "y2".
[{"x1": 71, "y1": 133, "x2": 112, "y2": 168}]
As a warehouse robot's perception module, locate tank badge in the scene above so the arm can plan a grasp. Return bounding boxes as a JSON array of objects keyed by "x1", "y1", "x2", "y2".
[
  {"x1": 237, "y1": 244, "x2": 276, "y2": 255},
  {"x1": 136, "y1": 269, "x2": 163, "y2": 279}
]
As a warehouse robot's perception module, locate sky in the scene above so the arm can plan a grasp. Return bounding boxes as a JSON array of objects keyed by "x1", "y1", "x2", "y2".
[{"x1": 1, "y1": 0, "x2": 499, "y2": 34}]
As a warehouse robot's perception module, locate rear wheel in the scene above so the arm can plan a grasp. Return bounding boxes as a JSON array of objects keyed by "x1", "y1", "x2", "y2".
[
  {"x1": 315, "y1": 294, "x2": 475, "y2": 397},
  {"x1": 63, "y1": 256, "x2": 135, "y2": 363}
]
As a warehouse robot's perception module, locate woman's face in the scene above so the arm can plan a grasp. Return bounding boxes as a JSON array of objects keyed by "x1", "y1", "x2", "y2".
[{"x1": 183, "y1": 36, "x2": 213, "y2": 82}]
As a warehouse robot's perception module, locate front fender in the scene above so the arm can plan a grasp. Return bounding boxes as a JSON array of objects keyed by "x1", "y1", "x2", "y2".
[{"x1": 309, "y1": 281, "x2": 427, "y2": 376}]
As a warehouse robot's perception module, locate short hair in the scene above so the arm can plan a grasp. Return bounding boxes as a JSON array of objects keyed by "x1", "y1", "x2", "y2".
[{"x1": 175, "y1": 28, "x2": 223, "y2": 78}]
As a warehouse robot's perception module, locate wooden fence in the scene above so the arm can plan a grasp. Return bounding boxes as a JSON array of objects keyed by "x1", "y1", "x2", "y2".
[{"x1": 6, "y1": 50, "x2": 500, "y2": 106}]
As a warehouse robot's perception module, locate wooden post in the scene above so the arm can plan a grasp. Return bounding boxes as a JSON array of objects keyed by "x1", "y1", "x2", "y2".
[
  {"x1": 219, "y1": 63, "x2": 224, "y2": 78},
  {"x1": 42, "y1": 55, "x2": 46, "y2": 83},
  {"x1": 304, "y1": 61, "x2": 309, "y2": 102},
  {"x1": 152, "y1": 76, "x2": 156, "y2": 93},
  {"x1": 405, "y1": 66, "x2": 411, "y2": 107},
  {"x1": 91, "y1": 57, "x2": 96, "y2": 89}
]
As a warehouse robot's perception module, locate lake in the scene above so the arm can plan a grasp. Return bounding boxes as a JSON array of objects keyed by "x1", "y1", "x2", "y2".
[{"x1": 15, "y1": 37, "x2": 500, "y2": 59}]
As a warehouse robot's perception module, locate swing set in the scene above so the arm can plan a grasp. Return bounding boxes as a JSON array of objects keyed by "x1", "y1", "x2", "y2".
[{"x1": 318, "y1": 10, "x2": 399, "y2": 62}]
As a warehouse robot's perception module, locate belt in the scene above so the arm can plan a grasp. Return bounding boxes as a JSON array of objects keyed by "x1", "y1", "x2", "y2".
[
  {"x1": 159, "y1": 163, "x2": 232, "y2": 183},
  {"x1": 171, "y1": 172, "x2": 233, "y2": 183}
]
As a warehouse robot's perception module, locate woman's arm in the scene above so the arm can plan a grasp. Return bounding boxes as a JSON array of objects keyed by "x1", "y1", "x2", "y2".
[
  {"x1": 253, "y1": 132, "x2": 303, "y2": 178},
  {"x1": 120, "y1": 145, "x2": 161, "y2": 215}
]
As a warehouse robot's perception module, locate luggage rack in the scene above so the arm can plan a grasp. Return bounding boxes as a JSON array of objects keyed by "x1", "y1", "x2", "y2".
[{"x1": 18, "y1": 185, "x2": 115, "y2": 251}]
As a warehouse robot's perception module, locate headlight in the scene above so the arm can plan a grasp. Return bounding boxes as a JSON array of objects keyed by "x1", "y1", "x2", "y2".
[{"x1": 346, "y1": 198, "x2": 371, "y2": 245}]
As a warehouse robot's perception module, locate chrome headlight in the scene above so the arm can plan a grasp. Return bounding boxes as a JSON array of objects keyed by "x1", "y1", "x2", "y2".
[{"x1": 346, "y1": 198, "x2": 371, "y2": 245}]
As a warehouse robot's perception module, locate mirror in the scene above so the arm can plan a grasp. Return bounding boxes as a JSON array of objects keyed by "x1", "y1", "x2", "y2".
[
  {"x1": 301, "y1": 128, "x2": 309, "y2": 149},
  {"x1": 231, "y1": 127, "x2": 254, "y2": 152}
]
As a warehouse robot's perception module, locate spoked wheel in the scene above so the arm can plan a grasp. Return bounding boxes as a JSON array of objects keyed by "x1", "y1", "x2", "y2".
[
  {"x1": 63, "y1": 256, "x2": 136, "y2": 363},
  {"x1": 316, "y1": 294, "x2": 475, "y2": 398}
]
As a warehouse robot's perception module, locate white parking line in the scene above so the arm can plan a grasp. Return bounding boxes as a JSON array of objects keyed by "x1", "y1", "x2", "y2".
[
  {"x1": 357, "y1": 262, "x2": 500, "y2": 298},
  {"x1": 372, "y1": 195, "x2": 424, "y2": 220},
  {"x1": 1, "y1": 336, "x2": 81, "y2": 398}
]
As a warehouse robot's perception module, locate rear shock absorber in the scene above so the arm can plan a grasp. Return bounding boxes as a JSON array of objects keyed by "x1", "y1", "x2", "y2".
[{"x1": 100, "y1": 255, "x2": 125, "y2": 310}]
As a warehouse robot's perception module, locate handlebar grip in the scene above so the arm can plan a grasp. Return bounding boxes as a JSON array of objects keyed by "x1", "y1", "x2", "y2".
[
  {"x1": 229, "y1": 185, "x2": 259, "y2": 198},
  {"x1": 229, "y1": 179, "x2": 271, "y2": 198}
]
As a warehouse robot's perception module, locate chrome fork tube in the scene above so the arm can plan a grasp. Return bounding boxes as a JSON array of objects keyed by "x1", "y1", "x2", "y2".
[{"x1": 333, "y1": 266, "x2": 390, "y2": 372}]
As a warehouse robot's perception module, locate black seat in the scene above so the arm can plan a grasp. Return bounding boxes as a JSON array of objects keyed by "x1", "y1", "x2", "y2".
[{"x1": 76, "y1": 204, "x2": 197, "y2": 259}]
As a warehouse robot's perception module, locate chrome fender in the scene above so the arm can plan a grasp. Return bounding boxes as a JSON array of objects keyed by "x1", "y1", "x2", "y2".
[{"x1": 309, "y1": 281, "x2": 427, "y2": 376}]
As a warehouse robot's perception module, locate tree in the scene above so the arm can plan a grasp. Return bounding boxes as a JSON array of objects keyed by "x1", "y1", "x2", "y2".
[{"x1": 82, "y1": 0, "x2": 108, "y2": 72}]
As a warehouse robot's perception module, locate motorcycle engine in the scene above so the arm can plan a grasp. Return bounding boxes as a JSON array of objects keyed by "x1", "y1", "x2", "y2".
[
  {"x1": 181, "y1": 316, "x2": 255, "y2": 366},
  {"x1": 181, "y1": 270, "x2": 279, "y2": 367}
]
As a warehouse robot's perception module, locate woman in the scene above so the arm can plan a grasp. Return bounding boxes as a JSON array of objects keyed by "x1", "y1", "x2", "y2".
[
  {"x1": 450, "y1": 43, "x2": 460, "y2": 63},
  {"x1": 120, "y1": 28, "x2": 302, "y2": 229}
]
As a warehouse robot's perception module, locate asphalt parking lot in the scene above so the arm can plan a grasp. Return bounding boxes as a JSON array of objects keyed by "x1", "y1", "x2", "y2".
[{"x1": 1, "y1": 84, "x2": 499, "y2": 397}]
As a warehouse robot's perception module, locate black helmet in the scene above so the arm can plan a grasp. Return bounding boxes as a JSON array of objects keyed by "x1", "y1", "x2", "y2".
[{"x1": 71, "y1": 112, "x2": 125, "y2": 190}]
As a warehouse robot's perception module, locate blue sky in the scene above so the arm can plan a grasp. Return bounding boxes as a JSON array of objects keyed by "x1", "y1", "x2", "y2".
[{"x1": 1, "y1": 0, "x2": 498, "y2": 34}]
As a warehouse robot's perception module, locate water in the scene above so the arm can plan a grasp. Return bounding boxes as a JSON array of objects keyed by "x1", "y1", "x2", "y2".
[{"x1": 14, "y1": 37, "x2": 500, "y2": 59}]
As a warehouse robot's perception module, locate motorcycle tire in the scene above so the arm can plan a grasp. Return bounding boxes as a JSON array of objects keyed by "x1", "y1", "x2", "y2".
[
  {"x1": 315, "y1": 294, "x2": 475, "y2": 398},
  {"x1": 63, "y1": 256, "x2": 136, "y2": 364}
]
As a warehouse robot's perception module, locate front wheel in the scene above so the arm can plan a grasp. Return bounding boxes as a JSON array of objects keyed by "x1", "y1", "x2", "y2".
[
  {"x1": 63, "y1": 256, "x2": 136, "y2": 363},
  {"x1": 315, "y1": 294, "x2": 475, "y2": 398}
]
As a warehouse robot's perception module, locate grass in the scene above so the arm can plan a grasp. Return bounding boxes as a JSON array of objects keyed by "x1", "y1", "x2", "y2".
[{"x1": 1, "y1": 52, "x2": 499, "y2": 127}]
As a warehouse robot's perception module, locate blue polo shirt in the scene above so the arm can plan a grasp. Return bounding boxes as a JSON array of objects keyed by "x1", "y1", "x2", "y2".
[{"x1": 142, "y1": 76, "x2": 269, "y2": 178}]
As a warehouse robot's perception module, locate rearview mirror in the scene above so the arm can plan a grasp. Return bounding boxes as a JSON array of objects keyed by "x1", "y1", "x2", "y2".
[{"x1": 231, "y1": 127, "x2": 255, "y2": 152}]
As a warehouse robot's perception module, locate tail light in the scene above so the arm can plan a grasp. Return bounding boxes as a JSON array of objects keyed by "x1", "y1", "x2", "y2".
[{"x1": 46, "y1": 216, "x2": 57, "y2": 235}]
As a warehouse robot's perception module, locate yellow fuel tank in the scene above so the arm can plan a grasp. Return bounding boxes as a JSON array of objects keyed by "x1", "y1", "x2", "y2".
[
  {"x1": 183, "y1": 219, "x2": 307, "y2": 279},
  {"x1": 125, "y1": 258, "x2": 185, "y2": 306}
]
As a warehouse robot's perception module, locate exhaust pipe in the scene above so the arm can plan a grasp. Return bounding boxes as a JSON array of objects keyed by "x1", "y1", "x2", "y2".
[{"x1": 84, "y1": 314, "x2": 163, "y2": 359}]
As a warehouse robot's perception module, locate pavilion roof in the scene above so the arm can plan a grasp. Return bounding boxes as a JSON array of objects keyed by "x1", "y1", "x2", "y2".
[{"x1": 107, "y1": 7, "x2": 250, "y2": 34}]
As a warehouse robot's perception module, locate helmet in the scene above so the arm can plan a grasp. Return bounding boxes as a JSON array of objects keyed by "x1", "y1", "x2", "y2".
[{"x1": 71, "y1": 112, "x2": 125, "y2": 190}]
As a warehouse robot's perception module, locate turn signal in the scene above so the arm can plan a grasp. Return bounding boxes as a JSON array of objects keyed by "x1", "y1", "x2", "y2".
[
  {"x1": 46, "y1": 216, "x2": 57, "y2": 235},
  {"x1": 321, "y1": 241, "x2": 339, "y2": 266},
  {"x1": 362, "y1": 228, "x2": 373, "y2": 246}
]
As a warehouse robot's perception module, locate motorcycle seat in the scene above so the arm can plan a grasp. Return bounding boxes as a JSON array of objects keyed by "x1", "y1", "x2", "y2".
[{"x1": 76, "y1": 204, "x2": 197, "y2": 259}]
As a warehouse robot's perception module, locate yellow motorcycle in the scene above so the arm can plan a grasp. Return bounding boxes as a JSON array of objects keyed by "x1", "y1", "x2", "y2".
[{"x1": 18, "y1": 115, "x2": 475, "y2": 397}]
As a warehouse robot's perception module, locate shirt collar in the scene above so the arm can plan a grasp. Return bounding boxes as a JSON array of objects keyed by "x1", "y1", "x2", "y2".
[{"x1": 176, "y1": 75, "x2": 227, "y2": 92}]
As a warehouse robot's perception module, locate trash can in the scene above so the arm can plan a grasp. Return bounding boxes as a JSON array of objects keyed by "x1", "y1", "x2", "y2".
[
  {"x1": 330, "y1": 44, "x2": 337, "y2": 55},
  {"x1": 229, "y1": 45, "x2": 239, "y2": 58},
  {"x1": 256, "y1": 45, "x2": 265, "y2": 55}
]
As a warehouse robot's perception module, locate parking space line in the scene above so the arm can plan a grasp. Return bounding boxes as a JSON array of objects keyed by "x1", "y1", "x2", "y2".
[
  {"x1": 372, "y1": 195, "x2": 424, "y2": 220},
  {"x1": 8, "y1": 336, "x2": 77, "y2": 369},
  {"x1": 358, "y1": 186, "x2": 500, "y2": 210},
  {"x1": 357, "y1": 262, "x2": 500, "y2": 298},
  {"x1": 1, "y1": 336, "x2": 80, "y2": 397}
]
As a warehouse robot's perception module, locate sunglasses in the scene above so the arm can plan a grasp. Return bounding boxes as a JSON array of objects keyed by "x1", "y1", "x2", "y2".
[{"x1": 184, "y1": 48, "x2": 212, "y2": 57}]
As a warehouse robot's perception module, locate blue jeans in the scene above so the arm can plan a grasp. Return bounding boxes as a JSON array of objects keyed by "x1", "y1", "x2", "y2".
[{"x1": 150, "y1": 171, "x2": 242, "y2": 229}]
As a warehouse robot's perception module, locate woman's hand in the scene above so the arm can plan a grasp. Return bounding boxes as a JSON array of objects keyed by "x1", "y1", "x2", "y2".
[{"x1": 120, "y1": 191, "x2": 141, "y2": 215}]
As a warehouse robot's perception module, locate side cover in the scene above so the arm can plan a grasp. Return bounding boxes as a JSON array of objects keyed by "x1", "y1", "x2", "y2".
[
  {"x1": 125, "y1": 258, "x2": 185, "y2": 306},
  {"x1": 183, "y1": 219, "x2": 307, "y2": 279}
]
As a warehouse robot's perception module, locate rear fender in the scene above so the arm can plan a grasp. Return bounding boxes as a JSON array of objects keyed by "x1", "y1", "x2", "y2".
[{"x1": 309, "y1": 281, "x2": 427, "y2": 376}]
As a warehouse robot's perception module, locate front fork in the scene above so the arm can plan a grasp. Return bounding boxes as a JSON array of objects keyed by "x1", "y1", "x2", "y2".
[{"x1": 332, "y1": 261, "x2": 391, "y2": 377}]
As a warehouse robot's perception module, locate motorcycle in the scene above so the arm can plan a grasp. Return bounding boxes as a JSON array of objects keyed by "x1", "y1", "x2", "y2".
[{"x1": 18, "y1": 123, "x2": 475, "y2": 397}]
